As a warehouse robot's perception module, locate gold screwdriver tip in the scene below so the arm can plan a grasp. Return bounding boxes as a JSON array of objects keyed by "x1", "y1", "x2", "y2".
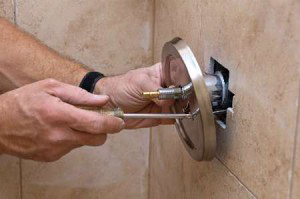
[{"x1": 142, "y1": 91, "x2": 160, "y2": 99}]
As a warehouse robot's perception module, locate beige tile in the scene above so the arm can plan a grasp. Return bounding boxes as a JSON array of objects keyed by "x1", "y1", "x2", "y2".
[
  {"x1": 16, "y1": 1, "x2": 153, "y2": 198},
  {"x1": 22, "y1": 129, "x2": 149, "y2": 199},
  {"x1": 292, "y1": 122, "x2": 300, "y2": 198},
  {"x1": 0, "y1": 155, "x2": 20, "y2": 199},
  {"x1": 16, "y1": 0, "x2": 154, "y2": 75},
  {"x1": 292, "y1": 95, "x2": 300, "y2": 198},
  {"x1": 150, "y1": 126, "x2": 255, "y2": 199},
  {"x1": 287, "y1": 3, "x2": 300, "y2": 199},
  {"x1": 0, "y1": 0, "x2": 14, "y2": 22},
  {"x1": 0, "y1": 3, "x2": 20, "y2": 199},
  {"x1": 152, "y1": 0, "x2": 300, "y2": 198}
]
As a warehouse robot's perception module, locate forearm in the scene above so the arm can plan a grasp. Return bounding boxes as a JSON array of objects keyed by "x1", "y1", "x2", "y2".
[{"x1": 0, "y1": 17, "x2": 88, "y2": 93}]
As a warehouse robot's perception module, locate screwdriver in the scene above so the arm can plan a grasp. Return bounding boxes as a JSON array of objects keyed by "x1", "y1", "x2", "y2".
[{"x1": 78, "y1": 106, "x2": 199, "y2": 119}]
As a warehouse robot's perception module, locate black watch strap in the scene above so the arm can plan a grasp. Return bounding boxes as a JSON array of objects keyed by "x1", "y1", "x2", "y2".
[{"x1": 79, "y1": 72, "x2": 105, "y2": 93}]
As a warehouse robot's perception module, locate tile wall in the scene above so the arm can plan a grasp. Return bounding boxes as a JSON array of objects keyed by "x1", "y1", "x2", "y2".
[
  {"x1": 1, "y1": 0, "x2": 153, "y2": 199},
  {"x1": 0, "y1": 1, "x2": 21, "y2": 199},
  {"x1": 150, "y1": 0, "x2": 300, "y2": 198},
  {"x1": 1, "y1": 0, "x2": 300, "y2": 198}
]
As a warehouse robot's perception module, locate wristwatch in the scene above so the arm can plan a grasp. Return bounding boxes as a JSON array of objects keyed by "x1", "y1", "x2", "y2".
[{"x1": 79, "y1": 71, "x2": 105, "y2": 93}]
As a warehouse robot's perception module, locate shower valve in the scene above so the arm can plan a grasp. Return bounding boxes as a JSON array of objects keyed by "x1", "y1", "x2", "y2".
[
  {"x1": 142, "y1": 82, "x2": 193, "y2": 100},
  {"x1": 142, "y1": 72, "x2": 228, "y2": 110}
]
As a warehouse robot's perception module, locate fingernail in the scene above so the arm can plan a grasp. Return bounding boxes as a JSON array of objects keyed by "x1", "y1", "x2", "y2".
[
  {"x1": 94, "y1": 95, "x2": 109, "y2": 100},
  {"x1": 120, "y1": 121, "x2": 126, "y2": 130}
]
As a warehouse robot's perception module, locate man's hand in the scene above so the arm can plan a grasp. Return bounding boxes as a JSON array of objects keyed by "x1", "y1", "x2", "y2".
[
  {"x1": 0, "y1": 79, "x2": 125, "y2": 162},
  {"x1": 96, "y1": 63, "x2": 174, "y2": 129}
]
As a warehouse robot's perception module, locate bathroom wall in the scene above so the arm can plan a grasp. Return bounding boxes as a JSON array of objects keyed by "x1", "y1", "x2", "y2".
[
  {"x1": 0, "y1": 0, "x2": 13, "y2": 22},
  {"x1": 0, "y1": 0, "x2": 154, "y2": 199},
  {"x1": 0, "y1": 1, "x2": 21, "y2": 199},
  {"x1": 293, "y1": 114, "x2": 300, "y2": 197},
  {"x1": 1, "y1": 0, "x2": 300, "y2": 198},
  {"x1": 150, "y1": 0, "x2": 300, "y2": 198},
  {"x1": 17, "y1": 0, "x2": 153, "y2": 198}
]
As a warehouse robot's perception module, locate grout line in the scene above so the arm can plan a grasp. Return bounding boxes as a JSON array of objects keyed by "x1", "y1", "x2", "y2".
[
  {"x1": 147, "y1": 127, "x2": 152, "y2": 199},
  {"x1": 288, "y1": 78, "x2": 300, "y2": 199},
  {"x1": 148, "y1": 1, "x2": 156, "y2": 199},
  {"x1": 12, "y1": 0, "x2": 17, "y2": 25},
  {"x1": 199, "y1": 1, "x2": 255, "y2": 197},
  {"x1": 19, "y1": 159, "x2": 23, "y2": 199},
  {"x1": 151, "y1": 0, "x2": 156, "y2": 64},
  {"x1": 289, "y1": 119, "x2": 299, "y2": 199},
  {"x1": 215, "y1": 156, "x2": 258, "y2": 198}
]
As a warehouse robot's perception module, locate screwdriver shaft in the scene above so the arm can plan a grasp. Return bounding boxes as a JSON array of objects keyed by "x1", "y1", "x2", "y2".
[
  {"x1": 123, "y1": 113, "x2": 192, "y2": 119},
  {"x1": 78, "y1": 106, "x2": 194, "y2": 119}
]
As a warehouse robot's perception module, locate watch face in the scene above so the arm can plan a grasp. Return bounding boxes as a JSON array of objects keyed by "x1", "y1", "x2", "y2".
[{"x1": 162, "y1": 38, "x2": 216, "y2": 161}]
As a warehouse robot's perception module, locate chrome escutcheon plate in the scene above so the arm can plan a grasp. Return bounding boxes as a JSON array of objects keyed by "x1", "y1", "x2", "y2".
[{"x1": 162, "y1": 38, "x2": 216, "y2": 161}]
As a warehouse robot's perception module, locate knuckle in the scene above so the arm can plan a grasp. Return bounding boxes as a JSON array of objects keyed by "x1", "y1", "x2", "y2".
[
  {"x1": 110, "y1": 119, "x2": 123, "y2": 133},
  {"x1": 99, "y1": 117, "x2": 109, "y2": 129},
  {"x1": 135, "y1": 73, "x2": 148, "y2": 83},
  {"x1": 74, "y1": 90, "x2": 90, "y2": 103},
  {"x1": 42, "y1": 79, "x2": 62, "y2": 96},
  {"x1": 44, "y1": 78, "x2": 59, "y2": 87},
  {"x1": 89, "y1": 116, "x2": 123, "y2": 134},
  {"x1": 38, "y1": 106, "x2": 58, "y2": 122},
  {"x1": 105, "y1": 118, "x2": 122, "y2": 133},
  {"x1": 91, "y1": 118, "x2": 105, "y2": 133},
  {"x1": 102, "y1": 117, "x2": 121, "y2": 134},
  {"x1": 47, "y1": 132, "x2": 66, "y2": 144}
]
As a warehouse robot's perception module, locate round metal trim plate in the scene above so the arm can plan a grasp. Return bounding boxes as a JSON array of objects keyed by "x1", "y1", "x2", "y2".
[{"x1": 162, "y1": 38, "x2": 216, "y2": 161}]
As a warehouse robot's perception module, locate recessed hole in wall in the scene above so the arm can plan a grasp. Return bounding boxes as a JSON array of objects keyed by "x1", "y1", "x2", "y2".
[{"x1": 210, "y1": 58, "x2": 234, "y2": 128}]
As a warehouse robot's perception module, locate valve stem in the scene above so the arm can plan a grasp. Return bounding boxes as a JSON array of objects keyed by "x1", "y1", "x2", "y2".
[
  {"x1": 142, "y1": 91, "x2": 160, "y2": 99},
  {"x1": 142, "y1": 83, "x2": 193, "y2": 100}
]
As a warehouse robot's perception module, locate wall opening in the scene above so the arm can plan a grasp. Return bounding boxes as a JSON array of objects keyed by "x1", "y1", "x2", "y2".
[{"x1": 210, "y1": 58, "x2": 234, "y2": 128}]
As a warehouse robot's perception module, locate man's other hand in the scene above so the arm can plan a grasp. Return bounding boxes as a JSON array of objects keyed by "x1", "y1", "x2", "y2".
[
  {"x1": 96, "y1": 63, "x2": 175, "y2": 129},
  {"x1": 0, "y1": 79, "x2": 125, "y2": 162}
]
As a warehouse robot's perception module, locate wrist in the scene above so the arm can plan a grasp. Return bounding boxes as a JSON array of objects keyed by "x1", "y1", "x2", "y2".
[
  {"x1": 72, "y1": 66, "x2": 90, "y2": 87},
  {"x1": 0, "y1": 93, "x2": 10, "y2": 154},
  {"x1": 94, "y1": 76, "x2": 108, "y2": 95},
  {"x1": 94, "y1": 76, "x2": 117, "y2": 108}
]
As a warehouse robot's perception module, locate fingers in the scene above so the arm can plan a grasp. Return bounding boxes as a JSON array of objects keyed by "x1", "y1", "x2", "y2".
[
  {"x1": 139, "y1": 77, "x2": 174, "y2": 107},
  {"x1": 147, "y1": 63, "x2": 164, "y2": 86},
  {"x1": 138, "y1": 64, "x2": 175, "y2": 107},
  {"x1": 21, "y1": 130, "x2": 108, "y2": 162},
  {"x1": 70, "y1": 130, "x2": 108, "y2": 146},
  {"x1": 124, "y1": 117, "x2": 175, "y2": 129},
  {"x1": 153, "y1": 98, "x2": 175, "y2": 107},
  {"x1": 159, "y1": 105, "x2": 176, "y2": 125},
  {"x1": 43, "y1": 78, "x2": 109, "y2": 106},
  {"x1": 124, "y1": 118, "x2": 161, "y2": 129},
  {"x1": 160, "y1": 118, "x2": 175, "y2": 125},
  {"x1": 39, "y1": 79, "x2": 125, "y2": 134},
  {"x1": 148, "y1": 104, "x2": 175, "y2": 125},
  {"x1": 61, "y1": 103, "x2": 125, "y2": 134}
]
